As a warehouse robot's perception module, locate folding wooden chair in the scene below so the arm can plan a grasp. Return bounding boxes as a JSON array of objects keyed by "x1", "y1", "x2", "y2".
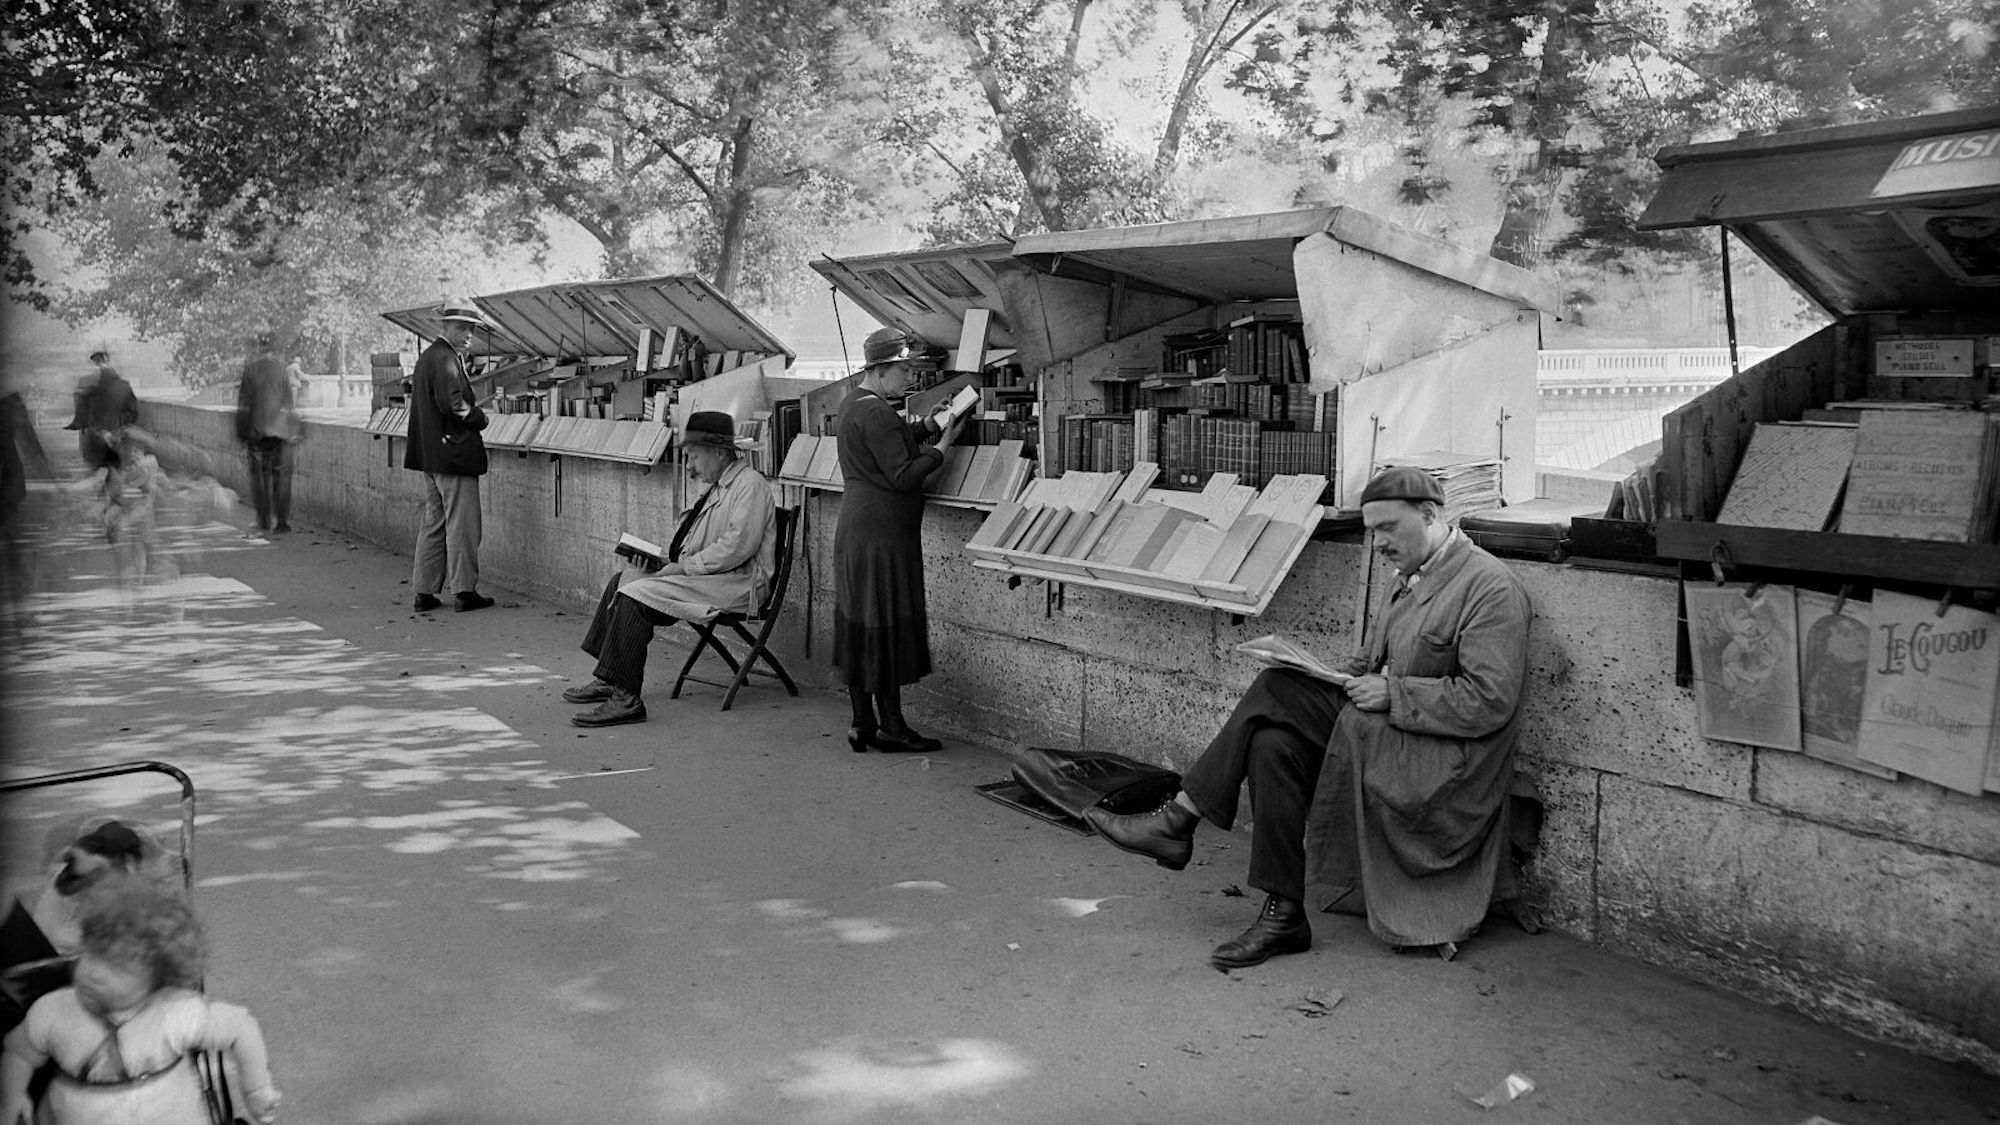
[{"x1": 670, "y1": 501, "x2": 801, "y2": 710}]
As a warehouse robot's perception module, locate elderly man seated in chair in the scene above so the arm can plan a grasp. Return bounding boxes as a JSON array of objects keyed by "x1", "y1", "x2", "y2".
[
  {"x1": 1085, "y1": 465, "x2": 1533, "y2": 968},
  {"x1": 565, "y1": 411, "x2": 775, "y2": 727}
]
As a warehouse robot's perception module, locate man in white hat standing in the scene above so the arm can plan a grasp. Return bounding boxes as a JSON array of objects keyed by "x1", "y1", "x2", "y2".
[{"x1": 405, "y1": 300, "x2": 494, "y2": 612}]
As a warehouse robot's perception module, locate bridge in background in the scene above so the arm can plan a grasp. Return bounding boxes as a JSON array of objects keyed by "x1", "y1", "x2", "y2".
[{"x1": 1535, "y1": 345, "x2": 1783, "y2": 473}]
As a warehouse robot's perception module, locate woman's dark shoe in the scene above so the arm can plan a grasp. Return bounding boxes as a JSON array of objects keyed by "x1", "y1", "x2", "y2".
[
  {"x1": 869, "y1": 727, "x2": 943, "y2": 754},
  {"x1": 1209, "y1": 894, "x2": 1312, "y2": 970},
  {"x1": 847, "y1": 725, "x2": 877, "y2": 753}
]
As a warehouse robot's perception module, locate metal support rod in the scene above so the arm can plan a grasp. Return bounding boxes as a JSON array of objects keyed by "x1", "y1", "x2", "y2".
[{"x1": 1719, "y1": 227, "x2": 1741, "y2": 378}]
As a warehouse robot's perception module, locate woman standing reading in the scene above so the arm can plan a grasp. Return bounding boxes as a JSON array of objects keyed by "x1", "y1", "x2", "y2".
[{"x1": 834, "y1": 328, "x2": 965, "y2": 753}]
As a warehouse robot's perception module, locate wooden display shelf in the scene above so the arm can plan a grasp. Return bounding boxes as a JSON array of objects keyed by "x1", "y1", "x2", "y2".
[
  {"x1": 1655, "y1": 520, "x2": 2000, "y2": 592},
  {"x1": 364, "y1": 407, "x2": 408, "y2": 438},
  {"x1": 777, "y1": 477, "x2": 1001, "y2": 512},
  {"x1": 965, "y1": 505, "x2": 1322, "y2": 617}
]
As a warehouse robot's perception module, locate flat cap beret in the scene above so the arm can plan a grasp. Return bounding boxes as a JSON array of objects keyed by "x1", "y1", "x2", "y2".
[{"x1": 1360, "y1": 465, "x2": 1445, "y2": 506}]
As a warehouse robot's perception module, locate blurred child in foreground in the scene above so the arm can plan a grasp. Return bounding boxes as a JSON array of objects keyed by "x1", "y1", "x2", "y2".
[{"x1": 0, "y1": 879, "x2": 280, "y2": 1124}]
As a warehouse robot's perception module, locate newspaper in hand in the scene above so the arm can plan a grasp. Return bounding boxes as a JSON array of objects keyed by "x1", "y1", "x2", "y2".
[{"x1": 1234, "y1": 634, "x2": 1352, "y2": 687}]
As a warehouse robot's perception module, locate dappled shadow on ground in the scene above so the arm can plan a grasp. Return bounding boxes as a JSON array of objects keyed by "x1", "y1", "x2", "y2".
[{"x1": 3, "y1": 518, "x2": 1051, "y2": 1124}]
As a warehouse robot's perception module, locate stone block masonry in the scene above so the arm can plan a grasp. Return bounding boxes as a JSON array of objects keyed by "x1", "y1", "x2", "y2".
[{"x1": 139, "y1": 402, "x2": 2000, "y2": 1074}]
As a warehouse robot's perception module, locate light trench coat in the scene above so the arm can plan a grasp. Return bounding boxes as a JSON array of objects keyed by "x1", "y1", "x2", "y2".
[
  {"x1": 618, "y1": 459, "x2": 775, "y2": 622},
  {"x1": 1307, "y1": 529, "x2": 1534, "y2": 947}
]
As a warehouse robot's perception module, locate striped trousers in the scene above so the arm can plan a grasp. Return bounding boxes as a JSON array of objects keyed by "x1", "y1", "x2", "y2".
[{"x1": 580, "y1": 573, "x2": 678, "y2": 694}]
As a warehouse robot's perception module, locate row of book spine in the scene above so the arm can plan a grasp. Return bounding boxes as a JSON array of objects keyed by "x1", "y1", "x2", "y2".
[{"x1": 1161, "y1": 317, "x2": 1309, "y2": 383}]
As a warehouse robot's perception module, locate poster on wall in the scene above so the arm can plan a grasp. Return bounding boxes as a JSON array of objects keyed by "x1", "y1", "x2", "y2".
[
  {"x1": 1856, "y1": 590, "x2": 2000, "y2": 797},
  {"x1": 1685, "y1": 582, "x2": 1802, "y2": 752},
  {"x1": 1793, "y1": 590, "x2": 1896, "y2": 780}
]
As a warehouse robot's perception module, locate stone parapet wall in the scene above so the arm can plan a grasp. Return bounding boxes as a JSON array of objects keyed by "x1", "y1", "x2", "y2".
[{"x1": 142, "y1": 401, "x2": 2000, "y2": 1073}]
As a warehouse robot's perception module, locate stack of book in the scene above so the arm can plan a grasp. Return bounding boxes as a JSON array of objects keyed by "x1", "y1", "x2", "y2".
[
  {"x1": 1375, "y1": 450, "x2": 1504, "y2": 523},
  {"x1": 965, "y1": 466, "x2": 1329, "y2": 614}
]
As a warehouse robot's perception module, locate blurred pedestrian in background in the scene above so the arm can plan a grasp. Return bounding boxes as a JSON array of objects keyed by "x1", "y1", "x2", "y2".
[
  {"x1": 65, "y1": 351, "x2": 138, "y2": 473},
  {"x1": 0, "y1": 367, "x2": 52, "y2": 608},
  {"x1": 235, "y1": 332, "x2": 298, "y2": 536}
]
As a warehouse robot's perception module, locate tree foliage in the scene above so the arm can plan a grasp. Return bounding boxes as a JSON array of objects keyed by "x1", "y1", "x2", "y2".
[
  {"x1": 51, "y1": 142, "x2": 523, "y2": 388},
  {"x1": 887, "y1": 0, "x2": 1296, "y2": 243},
  {"x1": 9, "y1": 0, "x2": 1997, "y2": 363},
  {"x1": 1230, "y1": 0, "x2": 2000, "y2": 272}
]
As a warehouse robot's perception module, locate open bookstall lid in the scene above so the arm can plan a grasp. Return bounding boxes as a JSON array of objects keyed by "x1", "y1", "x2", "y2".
[
  {"x1": 1637, "y1": 106, "x2": 2000, "y2": 316},
  {"x1": 381, "y1": 275, "x2": 793, "y2": 362},
  {"x1": 809, "y1": 242, "x2": 1018, "y2": 353},
  {"x1": 1009, "y1": 206, "x2": 1560, "y2": 312}
]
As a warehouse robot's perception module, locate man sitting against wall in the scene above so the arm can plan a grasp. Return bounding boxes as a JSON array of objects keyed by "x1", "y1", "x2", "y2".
[
  {"x1": 1086, "y1": 466, "x2": 1533, "y2": 968},
  {"x1": 563, "y1": 412, "x2": 775, "y2": 727}
]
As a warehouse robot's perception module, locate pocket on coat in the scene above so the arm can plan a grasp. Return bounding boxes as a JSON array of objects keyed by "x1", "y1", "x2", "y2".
[{"x1": 1406, "y1": 631, "x2": 1458, "y2": 677}]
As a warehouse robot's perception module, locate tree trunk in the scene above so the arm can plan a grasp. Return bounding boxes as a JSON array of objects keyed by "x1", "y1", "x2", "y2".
[
  {"x1": 1487, "y1": 3, "x2": 1580, "y2": 269},
  {"x1": 1154, "y1": 2, "x2": 1278, "y2": 182},
  {"x1": 712, "y1": 113, "x2": 757, "y2": 297},
  {"x1": 966, "y1": 32, "x2": 1064, "y2": 230}
]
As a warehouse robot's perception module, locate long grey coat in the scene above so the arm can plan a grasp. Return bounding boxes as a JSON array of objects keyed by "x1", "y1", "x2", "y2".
[
  {"x1": 1307, "y1": 530, "x2": 1534, "y2": 946},
  {"x1": 619, "y1": 460, "x2": 775, "y2": 623}
]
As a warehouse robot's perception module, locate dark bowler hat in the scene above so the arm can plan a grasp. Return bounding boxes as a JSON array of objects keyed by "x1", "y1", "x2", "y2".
[
  {"x1": 1360, "y1": 465, "x2": 1446, "y2": 506},
  {"x1": 861, "y1": 327, "x2": 916, "y2": 369},
  {"x1": 679, "y1": 411, "x2": 739, "y2": 450},
  {"x1": 89, "y1": 349, "x2": 109, "y2": 362}
]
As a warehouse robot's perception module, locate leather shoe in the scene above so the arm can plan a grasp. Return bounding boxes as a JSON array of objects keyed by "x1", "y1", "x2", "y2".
[
  {"x1": 413, "y1": 593, "x2": 442, "y2": 612},
  {"x1": 455, "y1": 591, "x2": 495, "y2": 612},
  {"x1": 1083, "y1": 798, "x2": 1198, "y2": 871},
  {"x1": 868, "y1": 727, "x2": 942, "y2": 754},
  {"x1": 847, "y1": 725, "x2": 876, "y2": 753},
  {"x1": 572, "y1": 691, "x2": 646, "y2": 727},
  {"x1": 562, "y1": 680, "x2": 617, "y2": 704},
  {"x1": 1210, "y1": 895, "x2": 1312, "y2": 969}
]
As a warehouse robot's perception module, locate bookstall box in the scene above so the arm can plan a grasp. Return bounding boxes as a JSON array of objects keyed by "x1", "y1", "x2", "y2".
[
  {"x1": 378, "y1": 274, "x2": 794, "y2": 469},
  {"x1": 1635, "y1": 106, "x2": 2000, "y2": 792},
  {"x1": 809, "y1": 206, "x2": 1559, "y2": 614}
]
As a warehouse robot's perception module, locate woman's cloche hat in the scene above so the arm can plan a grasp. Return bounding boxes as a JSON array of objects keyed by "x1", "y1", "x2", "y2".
[{"x1": 861, "y1": 327, "x2": 916, "y2": 369}]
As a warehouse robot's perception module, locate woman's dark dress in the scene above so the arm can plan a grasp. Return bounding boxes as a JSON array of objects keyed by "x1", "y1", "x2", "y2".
[{"x1": 834, "y1": 387, "x2": 944, "y2": 690}]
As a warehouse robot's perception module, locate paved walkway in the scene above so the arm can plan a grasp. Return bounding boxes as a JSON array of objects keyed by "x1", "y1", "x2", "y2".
[{"x1": 4, "y1": 485, "x2": 1997, "y2": 1125}]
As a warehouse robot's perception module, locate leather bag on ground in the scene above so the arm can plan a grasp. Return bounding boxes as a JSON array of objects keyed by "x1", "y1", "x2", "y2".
[{"x1": 1011, "y1": 747, "x2": 1181, "y2": 820}]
